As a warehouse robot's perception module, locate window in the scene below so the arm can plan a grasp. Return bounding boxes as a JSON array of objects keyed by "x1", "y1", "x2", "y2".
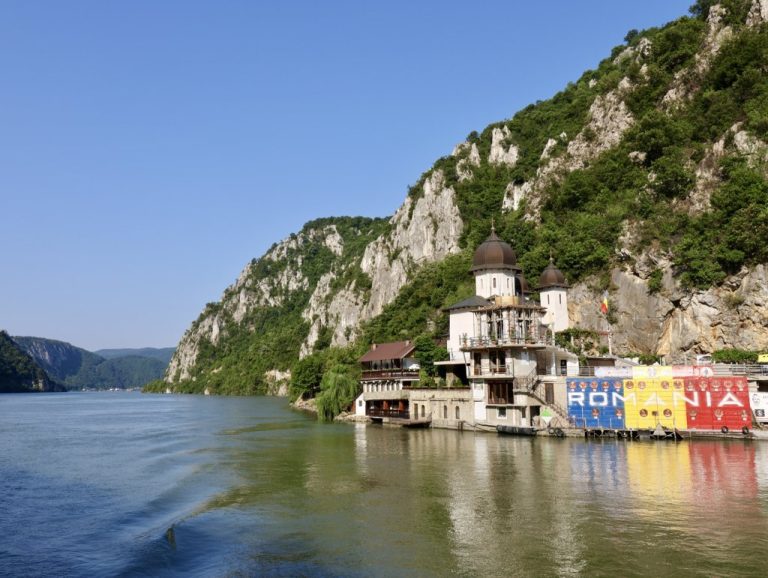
[
  {"x1": 498, "y1": 407, "x2": 507, "y2": 419},
  {"x1": 493, "y1": 277, "x2": 496, "y2": 289},
  {"x1": 421, "y1": 405, "x2": 425, "y2": 418},
  {"x1": 443, "y1": 405, "x2": 448, "y2": 419},
  {"x1": 547, "y1": 295, "x2": 550, "y2": 305},
  {"x1": 414, "y1": 403, "x2": 418, "y2": 417},
  {"x1": 455, "y1": 406, "x2": 460, "y2": 420},
  {"x1": 559, "y1": 294, "x2": 562, "y2": 304}
]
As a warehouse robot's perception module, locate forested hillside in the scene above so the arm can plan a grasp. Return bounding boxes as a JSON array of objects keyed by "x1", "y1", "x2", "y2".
[
  {"x1": 0, "y1": 331, "x2": 62, "y2": 392},
  {"x1": 157, "y1": 0, "x2": 768, "y2": 397},
  {"x1": 14, "y1": 337, "x2": 172, "y2": 390}
]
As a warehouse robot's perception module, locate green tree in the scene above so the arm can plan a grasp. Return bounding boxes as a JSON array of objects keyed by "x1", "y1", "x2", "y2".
[
  {"x1": 413, "y1": 335, "x2": 448, "y2": 378},
  {"x1": 289, "y1": 354, "x2": 325, "y2": 400},
  {"x1": 315, "y1": 365, "x2": 360, "y2": 422}
]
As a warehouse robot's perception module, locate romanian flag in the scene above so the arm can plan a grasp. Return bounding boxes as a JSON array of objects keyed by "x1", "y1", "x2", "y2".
[{"x1": 600, "y1": 291, "x2": 609, "y2": 315}]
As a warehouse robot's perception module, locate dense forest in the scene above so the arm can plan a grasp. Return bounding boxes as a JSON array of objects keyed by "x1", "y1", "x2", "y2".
[
  {"x1": 14, "y1": 337, "x2": 173, "y2": 390},
  {"x1": 0, "y1": 331, "x2": 61, "y2": 392}
]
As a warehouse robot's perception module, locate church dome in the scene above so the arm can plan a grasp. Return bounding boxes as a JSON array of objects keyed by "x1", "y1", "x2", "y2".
[
  {"x1": 470, "y1": 229, "x2": 518, "y2": 273},
  {"x1": 539, "y1": 257, "x2": 568, "y2": 288}
]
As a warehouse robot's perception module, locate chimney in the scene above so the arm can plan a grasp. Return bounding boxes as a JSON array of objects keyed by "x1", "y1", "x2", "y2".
[{"x1": 371, "y1": 343, "x2": 377, "y2": 350}]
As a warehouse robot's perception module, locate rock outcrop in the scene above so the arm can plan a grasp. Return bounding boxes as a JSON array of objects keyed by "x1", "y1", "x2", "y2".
[{"x1": 569, "y1": 264, "x2": 768, "y2": 359}]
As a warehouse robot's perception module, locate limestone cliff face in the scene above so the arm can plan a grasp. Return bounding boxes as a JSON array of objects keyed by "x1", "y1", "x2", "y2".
[
  {"x1": 300, "y1": 169, "x2": 463, "y2": 355},
  {"x1": 360, "y1": 170, "x2": 463, "y2": 318},
  {"x1": 167, "y1": 173, "x2": 463, "y2": 384},
  {"x1": 167, "y1": 225, "x2": 330, "y2": 382},
  {"x1": 502, "y1": 73, "x2": 638, "y2": 217},
  {"x1": 568, "y1": 264, "x2": 768, "y2": 359}
]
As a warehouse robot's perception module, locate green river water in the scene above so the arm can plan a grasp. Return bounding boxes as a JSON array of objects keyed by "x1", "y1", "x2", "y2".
[{"x1": 1, "y1": 392, "x2": 766, "y2": 577}]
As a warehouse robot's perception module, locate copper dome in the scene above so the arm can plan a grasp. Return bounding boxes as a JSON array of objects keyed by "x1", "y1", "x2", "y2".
[
  {"x1": 470, "y1": 230, "x2": 519, "y2": 273},
  {"x1": 539, "y1": 257, "x2": 568, "y2": 288}
]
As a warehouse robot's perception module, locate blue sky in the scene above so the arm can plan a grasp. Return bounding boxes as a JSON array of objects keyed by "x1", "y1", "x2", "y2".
[{"x1": 0, "y1": 1, "x2": 693, "y2": 350}]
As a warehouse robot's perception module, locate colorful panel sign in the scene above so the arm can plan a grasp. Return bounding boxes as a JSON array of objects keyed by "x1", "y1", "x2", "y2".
[
  {"x1": 567, "y1": 371, "x2": 752, "y2": 431},
  {"x1": 623, "y1": 377, "x2": 687, "y2": 429},
  {"x1": 567, "y1": 377, "x2": 625, "y2": 429}
]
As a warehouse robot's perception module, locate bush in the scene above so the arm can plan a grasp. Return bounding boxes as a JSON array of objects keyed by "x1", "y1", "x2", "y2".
[{"x1": 712, "y1": 349, "x2": 758, "y2": 363}]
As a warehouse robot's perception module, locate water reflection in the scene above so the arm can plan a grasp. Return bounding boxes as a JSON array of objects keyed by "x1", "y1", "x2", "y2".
[{"x1": 146, "y1": 401, "x2": 768, "y2": 577}]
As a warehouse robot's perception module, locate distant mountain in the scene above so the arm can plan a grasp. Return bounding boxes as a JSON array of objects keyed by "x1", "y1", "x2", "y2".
[
  {"x1": 0, "y1": 331, "x2": 63, "y2": 393},
  {"x1": 94, "y1": 347, "x2": 175, "y2": 364},
  {"x1": 13, "y1": 337, "x2": 172, "y2": 390},
  {"x1": 13, "y1": 336, "x2": 103, "y2": 383}
]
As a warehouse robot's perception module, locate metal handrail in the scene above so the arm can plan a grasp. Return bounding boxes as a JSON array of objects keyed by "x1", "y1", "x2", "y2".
[
  {"x1": 461, "y1": 336, "x2": 546, "y2": 348},
  {"x1": 361, "y1": 369, "x2": 420, "y2": 380},
  {"x1": 577, "y1": 364, "x2": 768, "y2": 377}
]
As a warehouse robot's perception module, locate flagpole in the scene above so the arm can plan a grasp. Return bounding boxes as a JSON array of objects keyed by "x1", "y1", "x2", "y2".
[
  {"x1": 601, "y1": 290, "x2": 612, "y2": 356},
  {"x1": 608, "y1": 324, "x2": 613, "y2": 356}
]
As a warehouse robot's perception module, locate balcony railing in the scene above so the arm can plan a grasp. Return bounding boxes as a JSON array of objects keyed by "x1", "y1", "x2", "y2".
[
  {"x1": 361, "y1": 369, "x2": 420, "y2": 380},
  {"x1": 578, "y1": 364, "x2": 768, "y2": 377},
  {"x1": 461, "y1": 336, "x2": 545, "y2": 349},
  {"x1": 367, "y1": 408, "x2": 411, "y2": 419}
]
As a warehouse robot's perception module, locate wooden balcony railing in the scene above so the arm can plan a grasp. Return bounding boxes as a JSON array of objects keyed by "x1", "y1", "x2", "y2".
[
  {"x1": 367, "y1": 408, "x2": 411, "y2": 419},
  {"x1": 361, "y1": 369, "x2": 420, "y2": 380}
]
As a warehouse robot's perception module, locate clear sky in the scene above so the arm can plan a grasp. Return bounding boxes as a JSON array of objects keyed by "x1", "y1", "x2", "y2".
[{"x1": 0, "y1": 1, "x2": 693, "y2": 351}]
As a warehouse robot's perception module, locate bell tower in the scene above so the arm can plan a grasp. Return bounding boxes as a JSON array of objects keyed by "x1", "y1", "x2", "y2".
[{"x1": 538, "y1": 256, "x2": 569, "y2": 332}]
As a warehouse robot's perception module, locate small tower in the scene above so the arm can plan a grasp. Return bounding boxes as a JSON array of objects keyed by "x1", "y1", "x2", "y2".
[
  {"x1": 470, "y1": 225, "x2": 520, "y2": 298},
  {"x1": 539, "y1": 256, "x2": 569, "y2": 332}
]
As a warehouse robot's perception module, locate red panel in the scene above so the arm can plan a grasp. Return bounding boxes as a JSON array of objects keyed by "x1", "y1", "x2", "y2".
[
  {"x1": 682, "y1": 376, "x2": 751, "y2": 430},
  {"x1": 687, "y1": 410, "x2": 713, "y2": 430}
]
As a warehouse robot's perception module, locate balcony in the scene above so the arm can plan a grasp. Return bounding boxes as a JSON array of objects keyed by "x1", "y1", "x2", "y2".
[
  {"x1": 461, "y1": 336, "x2": 546, "y2": 350},
  {"x1": 361, "y1": 369, "x2": 420, "y2": 381},
  {"x1": 367, "y1": 408, "x2": 411, "y2": 419}
]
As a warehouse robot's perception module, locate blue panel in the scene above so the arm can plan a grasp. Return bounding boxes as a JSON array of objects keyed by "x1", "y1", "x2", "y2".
[{"x1": 567, "y1": 377, "x2": 625, "y2": 429}]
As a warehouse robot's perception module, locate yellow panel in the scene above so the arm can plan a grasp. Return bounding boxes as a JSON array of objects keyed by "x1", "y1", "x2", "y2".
[{"x1": 623, "y1": 378, "x2": 687, "y2": 429}]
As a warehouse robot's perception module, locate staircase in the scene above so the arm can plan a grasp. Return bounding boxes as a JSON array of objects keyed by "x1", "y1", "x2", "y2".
[{"x1": 514, "y1": 369, "x2": 570, "y2": 423}]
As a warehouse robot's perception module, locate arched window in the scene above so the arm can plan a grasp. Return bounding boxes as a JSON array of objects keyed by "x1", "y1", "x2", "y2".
[
  {"x1": 443, "y1": 405, "x2": 448, "y2": 419},
  {"x1": 421, "y1": 405, "x2": 425, "y2": 418},
  {"x1": 413, "y1": 403, "x2": 418, "y2": 418},
  {"x1": 455, "y1": 406, "x2": 460, "y2": 420}
]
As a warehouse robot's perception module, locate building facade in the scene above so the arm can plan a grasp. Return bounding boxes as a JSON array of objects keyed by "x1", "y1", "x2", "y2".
[{"x1": 359, "y1": 227, "x2": 578, "y2": 429}]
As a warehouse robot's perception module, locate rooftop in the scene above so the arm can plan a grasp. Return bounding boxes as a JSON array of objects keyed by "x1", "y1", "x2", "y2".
[{"x1": 359, "y1": 340, "x2": 416, "y2": 363}]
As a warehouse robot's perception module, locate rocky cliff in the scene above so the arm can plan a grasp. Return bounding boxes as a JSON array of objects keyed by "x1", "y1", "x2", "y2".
[
  {"x1": 0, "y1": 331, "x2": 62, "y2": 393},
  {"x1": 164, "y1": 0, "x2": 768, "y2": 393}
]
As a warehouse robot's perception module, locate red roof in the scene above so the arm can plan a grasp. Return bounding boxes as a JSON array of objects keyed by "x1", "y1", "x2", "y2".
[{"x1": 359, "y1": 340, "x2": 415, "y2": 362}]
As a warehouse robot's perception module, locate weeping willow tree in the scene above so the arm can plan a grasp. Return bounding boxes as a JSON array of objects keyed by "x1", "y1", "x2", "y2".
[{"x1": 315, "y1": 365, "x2": 360, "y2": 422}]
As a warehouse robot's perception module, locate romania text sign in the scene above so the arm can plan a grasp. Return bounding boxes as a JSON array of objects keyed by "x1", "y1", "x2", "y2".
[{"x1": 567, "y1": 370, "x2": 751, "y2": 431}]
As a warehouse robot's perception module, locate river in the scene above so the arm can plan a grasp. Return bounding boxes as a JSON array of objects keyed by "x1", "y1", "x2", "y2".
[{"x1": 1, "y1": 392, "x2": 767, "y2": 577}]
